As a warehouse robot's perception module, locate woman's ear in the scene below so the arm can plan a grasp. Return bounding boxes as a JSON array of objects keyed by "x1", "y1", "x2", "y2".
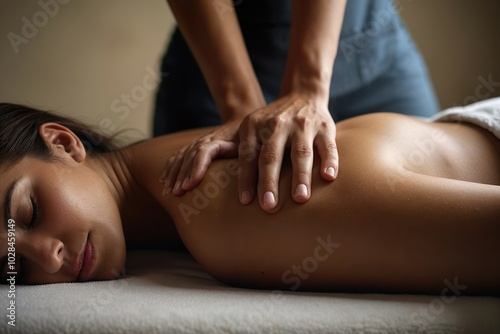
[{"x1": 38, "y1": 122, "x2": 86, "y2": 163}]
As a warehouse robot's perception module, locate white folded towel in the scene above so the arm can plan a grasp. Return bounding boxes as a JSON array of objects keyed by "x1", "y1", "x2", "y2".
[{"x1": 430, "y1": 97, "x2": 500, "y2": 140}]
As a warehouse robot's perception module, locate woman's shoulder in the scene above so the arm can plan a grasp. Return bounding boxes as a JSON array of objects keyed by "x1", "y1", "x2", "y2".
[
  {"x1": 338, "y1": 112, "x2": 500, "y2": 185},
  {"x1": 337, "y1": 112, "x2": 422, "y2": 131}
]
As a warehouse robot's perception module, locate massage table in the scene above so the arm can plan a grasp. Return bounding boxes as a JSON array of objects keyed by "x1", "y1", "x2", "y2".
[
  {"x1": 3, "y1": 99, "x2": 500, "y2": 333},
  {"x1": 1, "y1": 250, "x2": 499, "y2": 334}
]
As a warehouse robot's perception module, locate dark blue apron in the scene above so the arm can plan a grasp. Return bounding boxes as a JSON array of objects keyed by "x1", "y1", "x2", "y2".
[{"x1": 153, "y1": 0, "x2": 439, "y2": 135}]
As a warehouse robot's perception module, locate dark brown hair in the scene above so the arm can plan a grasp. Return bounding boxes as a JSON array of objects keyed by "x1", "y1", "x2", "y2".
[{"x1": 0, "y1": 103, "x2": 117, "y2": 166}]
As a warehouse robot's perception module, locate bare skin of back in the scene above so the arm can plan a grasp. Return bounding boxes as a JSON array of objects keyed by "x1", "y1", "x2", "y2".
[{"x1": 128, "y1": 113, "x2": 500, "y2": 295}]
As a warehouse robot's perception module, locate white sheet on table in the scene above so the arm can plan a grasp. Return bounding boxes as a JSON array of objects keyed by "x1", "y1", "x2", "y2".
[{"x1": 1, "y1": 250, "x2": 499, "y2": 334}]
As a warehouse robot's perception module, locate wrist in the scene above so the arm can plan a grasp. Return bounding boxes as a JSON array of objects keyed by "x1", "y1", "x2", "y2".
[
  {"x1": 280, "y1": 54, "x2": 334, "y2": 104},
  {"x1": 280, "y1": 71, "x2": 331, "y2": 104},
  {"x1": 216, "y1": 78, "x2": 266, "y2": 122}
]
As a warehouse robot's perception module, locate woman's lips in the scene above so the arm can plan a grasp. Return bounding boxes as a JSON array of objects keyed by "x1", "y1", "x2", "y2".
[{"x1": 75, "y1": 236, "x2": 96, "y2": 282}]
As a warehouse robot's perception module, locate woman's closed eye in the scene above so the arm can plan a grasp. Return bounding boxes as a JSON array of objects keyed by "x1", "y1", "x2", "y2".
[
  {"x1": 28, "y1": 196, "x2": 39, "y2": 230},
  {"x1": 16, "y1": 196, "x2": 40, "y2": 283}
]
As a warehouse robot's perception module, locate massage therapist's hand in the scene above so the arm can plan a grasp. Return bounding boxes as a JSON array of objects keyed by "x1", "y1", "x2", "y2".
[
  {"x1": 237, "y1": 93, "x2": 338, "y2": 212},
  {"x1": 159, "y1": 93, "x2": 338, "y2": 212},
  {"x1": 159, "y1": 120, "x2": 241, "y2": 196},
  {"x1": 161, "y1": 0, "x2": 344, "y2": 211}
]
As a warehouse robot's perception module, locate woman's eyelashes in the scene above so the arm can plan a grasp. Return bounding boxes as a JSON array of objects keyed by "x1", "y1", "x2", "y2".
[
  {"x1": 16, "y1": 195, "x2": 39, "y2": 283},
  {"x1": 28, "y1": 196, "x2": 39, "y2": 230}
]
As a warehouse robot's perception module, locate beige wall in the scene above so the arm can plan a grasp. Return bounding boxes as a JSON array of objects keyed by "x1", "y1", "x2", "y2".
[
  {"x1": 0, "y1": 0, "x2": 499, "y2": 140},
  {"x1": 400, "y1": 0, "x2": 500, "y2": 108},
  {"x1": 0, "y1": 0, "x2": 174, "y2": 142}
]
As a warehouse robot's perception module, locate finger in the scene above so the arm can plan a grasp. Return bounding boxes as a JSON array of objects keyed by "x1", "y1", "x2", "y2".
[
  {"x1": 183, "y1": 140, "x2": 238, "y2": 191},
  {"x1": 290, "y1": 129, "x2": 315, "y2": 203},
  {"x1": 160, "y1": 146, "x2": 186, "y2": 183},
  {"x1": 238, "y1": 122, "x2": 259, "y2": 205},
  {"x1": 172, "y1": 143, "x2": 201, "y2": 195},
  {"x1": 315, "y1": 129, "x2": 339, "y2": 181},
  {"x1": 159, "y1": 156, "x2": 174, "y2": 183},
  {"x1": 159, "y1": 163, "x2": 168, "y2": 183},
  {"x1": 162, "y1": 153, "x2": 184, "y2": 195},
  {"x1": 257, "y1": 128, "x2": 287, "y2": 212}
]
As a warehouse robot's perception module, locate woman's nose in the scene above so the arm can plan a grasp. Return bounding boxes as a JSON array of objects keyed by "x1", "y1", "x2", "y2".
[{"x1": 21, "y1": 234, "x2": 64, "y2": 274}]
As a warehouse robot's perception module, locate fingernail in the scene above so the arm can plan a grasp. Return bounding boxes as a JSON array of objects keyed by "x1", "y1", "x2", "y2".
[
  {"x1": 165, "y1": 186, "x2": 172, "y2": 195},
  {"x1": 326, "y1": 167, "x2": 335, "y2": 177},
  {"x1": 263, "y1": 191, "x2": 276, "y2": 208},
  {"x1": 173, "y1": 180, "x2": 181, "y2": 192},
  {"x1": 295, "y1": 184, "x2": 308, "y2": 198},
  {"x1": 182, "y1": 177, "x2": 190, "y2": 189},
  {"x1": 241, "y1": 191, "x2": 251, "y2": 204}
]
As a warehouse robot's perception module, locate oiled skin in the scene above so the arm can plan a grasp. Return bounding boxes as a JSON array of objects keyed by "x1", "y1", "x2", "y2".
[{"x1": 128, "y1": 113, "x2": 500, "y2": 294}]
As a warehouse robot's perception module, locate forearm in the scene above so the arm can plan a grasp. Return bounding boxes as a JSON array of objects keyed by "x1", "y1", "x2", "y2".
[
  {"x1": 167, "y1": 0, "x2": 265, "y2": 121},
  {"x1": 280, "y1": 0, "x2": 347, "y2": 101}
]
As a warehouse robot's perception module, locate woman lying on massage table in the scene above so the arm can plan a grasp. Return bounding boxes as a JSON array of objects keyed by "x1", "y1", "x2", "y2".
[{"x1": 0, "y1": 101, "x2": 499, "y2": 295}]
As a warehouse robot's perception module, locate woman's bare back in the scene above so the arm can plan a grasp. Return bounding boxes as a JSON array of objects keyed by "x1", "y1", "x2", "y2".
[{"x1": 131, "y1": 113, "x2": 500, "y2": 294}]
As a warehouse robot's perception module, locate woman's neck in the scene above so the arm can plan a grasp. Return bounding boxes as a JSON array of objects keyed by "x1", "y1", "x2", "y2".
[
  {"x1": 87, "y1": 150, "x2": 133, "y2": 210},
  {"x1": 91, "y1": 126, "x2": 219, "y2": 250},
  {"x1": 90, "y1": 149, "x2": 184, "y2": 250}
]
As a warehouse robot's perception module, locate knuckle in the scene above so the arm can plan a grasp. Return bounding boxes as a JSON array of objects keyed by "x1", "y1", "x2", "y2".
[
  {"x1": 294, "y1": 116, "x2": 309, "y2": 130},
  {"x1": 241, "y1": 114, "x2": 261, "y2": 137},
  {"x1": 296, "y1": 171, "x2": 311, "y2": 182},
  {"x1": 239, "y1": 148, "x2": 258, "y2": 164},
  {"x1": 199, "y1": 137, "x2": 212, "y2": 144},
  {"x1": 260, "y1": 149, "x2": 280, "y2": 165},
  {"x1": 319, "y1": 120, "x2": 334, "y2": 133},
  {"x1": 261, "y1": 177, "x2": 278, "y2": 189},
  {"x1": 325, "y1": 142, "x2": 338, "y2": 152},
  {"x1": 240, "y1": 116, "x2": 252, "y2": 131},
  {"x1": 258, "y1": 127, "x2": 273, "y2": 144},
  {"x1": 269, "y1": 115, "x2": 286, "y2": 132},
  {"x1": 244, "y1": 112, "x2": 259, "y2": 127},
  {"x1": 294, "y1": 142, "x2": 312, "y2": 158},
  {"x1": 239, "y1": 140, "x2": 259, "y2": 156},
  {"x1": 195, "y1": 141, "x2": 210, "y2": 152}
]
